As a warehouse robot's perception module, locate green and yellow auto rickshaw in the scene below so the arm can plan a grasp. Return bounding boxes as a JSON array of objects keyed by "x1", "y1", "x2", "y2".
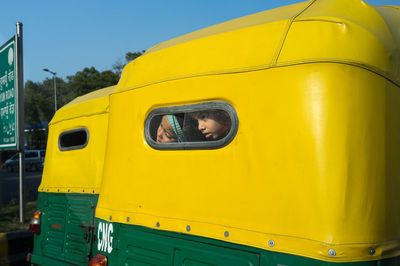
[
  {"x1": 29, "y1": 85, "x2": 115, "y2": 265},
  {"x1": 30, "y1": 0, "x2": 400, "y2": 265}
]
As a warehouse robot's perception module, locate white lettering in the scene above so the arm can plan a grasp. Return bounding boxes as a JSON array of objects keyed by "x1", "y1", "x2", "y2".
[
  {"x1": 7, "y1": 71, "x2": 13, "y2": 82},
  {"x1": 97, "y1": 221, "x2": 114, "y2": 254},
  {"x1": 107, "y1": 223, "x2": 113, "y2": 253},
  {"x1": 102, "y1": 223, "x2": 108, "y2": 252},
  {"x1": 9, "y1": 104, "x2": 14, "y2": 114},
  {"x1": 97, "y1": 222, "x2": 103, "y2": 251},
  {"x1": 5, "y1": 88, "x2": 14, "y2": 100},
  {"x1": 1, "y1": 106, "x2": 9, "y2": 118},
  {"x1": 0, "y1": 71, "x2": 7, "y2": 89}
]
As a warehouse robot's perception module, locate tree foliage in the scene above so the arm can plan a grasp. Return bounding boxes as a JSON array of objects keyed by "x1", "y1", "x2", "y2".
[
  {"x1": 22, "y1": 50, "x2": 143, "y2": 148},
  {"x1": 125, "y1": 51, "x2": 145, "y2": 62},
  {"x1": 66, "y1": 67, "x2": 119, "y2": 101},
  {"x1": 24, "y1": 77, "x2": 67, "y2": 125},
  {"x1": 24, "y1": 78, "x2": 67, "y2": 149}
]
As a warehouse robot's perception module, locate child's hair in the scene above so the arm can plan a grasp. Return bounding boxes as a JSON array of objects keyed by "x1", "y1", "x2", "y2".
[{"x1": 190, "y1": 110, "x2": 230, "y2": 125}]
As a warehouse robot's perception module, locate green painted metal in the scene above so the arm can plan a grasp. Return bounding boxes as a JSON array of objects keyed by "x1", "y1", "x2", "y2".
[
  {"x1": 93, "y1": 218, "x2": 400, "y2": 266},
  {"x1": 30, "y1": 192, "x2": 98, "y2": 266},
  {"x1": 29, "y1": 192, "x2": 400, "y2": 266},
  {"x1": 0, "y1": 36, "x2": 17, "y2": 150}
]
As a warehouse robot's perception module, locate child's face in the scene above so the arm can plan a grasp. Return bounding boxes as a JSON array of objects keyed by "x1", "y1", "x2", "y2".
[
  {"x1": 197, "y1": 113, "x2": 229, "y2": 140},
  {"x1": 156, "y1": 116, "x2": 177, "y2": 143}
]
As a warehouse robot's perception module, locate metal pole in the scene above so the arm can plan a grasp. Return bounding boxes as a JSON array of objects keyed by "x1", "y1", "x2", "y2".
[
  {"x1": 16, "y1": 22, "x2": 25, "y2": 223},
  {"x1": 53, "y1": 74, "x2": 57, "y2": 112},
  {"x1": 43, "y1": 69, "x2": 57, "y2": 113}
]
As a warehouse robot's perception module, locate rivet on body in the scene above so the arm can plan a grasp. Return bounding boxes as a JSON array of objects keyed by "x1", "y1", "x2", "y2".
[{"x1": 369, "y1": 248, "x2": 375, "y2": 256}]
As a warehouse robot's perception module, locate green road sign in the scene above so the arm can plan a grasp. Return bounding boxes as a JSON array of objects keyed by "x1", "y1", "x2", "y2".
[{"x1": 0, "y1": 37, "x2": 17, "y2": 149}]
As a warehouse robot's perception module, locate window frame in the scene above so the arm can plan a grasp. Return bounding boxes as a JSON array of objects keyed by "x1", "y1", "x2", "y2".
[
  {"x1": 58, "y1": 127, "x2": 89, "y2": 151},
  {"x1": 145, "y1": 101, "x2": 238, "y2": 150}
]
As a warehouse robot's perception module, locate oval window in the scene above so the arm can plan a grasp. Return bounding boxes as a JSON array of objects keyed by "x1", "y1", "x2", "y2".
[
  {"x1": 145, "y1": 101, "x2": 238, "y2": 150},
  {"x1": 58, "y1": 127, "x2": 89, "y2": 151}
]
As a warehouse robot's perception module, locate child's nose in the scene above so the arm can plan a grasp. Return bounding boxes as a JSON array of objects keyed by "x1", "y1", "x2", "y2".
[
  {"x1": 156, "y1": 131, "x2": 162, "y2": 141},
  {"x1": 198, "y1": 123, "x2": 205, "y2": 131}
]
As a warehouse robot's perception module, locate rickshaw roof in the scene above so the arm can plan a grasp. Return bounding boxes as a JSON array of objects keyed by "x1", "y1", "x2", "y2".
[
  {"x1": 116, "y1": 0, "x2": 400, "y2": 93},
  {"x1": 50, "y1": 85, "x2": 116, "y2": 125}
]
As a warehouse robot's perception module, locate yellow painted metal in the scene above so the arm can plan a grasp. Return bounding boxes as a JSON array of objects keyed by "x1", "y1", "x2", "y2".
[
  {"x1": 98, "y1": 63, "x2": 400, "y2": 262},
  {"x1": 38, "y1": 86, "x2": 115, "y2": 193},
  {"x1": 116, "y1": 0, "x2": 399, "y2": 93},
  {"x1": 373, "y1": 5, "x2": 400, "y2": 82},
  {"x1": 278, "y1": 1, "x2": 399, "y2": 79},
  {"x1": 94, "y1": 0, "x2": 400, "y2": 263}
]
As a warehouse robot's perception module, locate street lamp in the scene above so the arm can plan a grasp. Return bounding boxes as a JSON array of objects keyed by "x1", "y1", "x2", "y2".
[{"x1": 43, "y1": 68, "x2": 57, "y2": 113}]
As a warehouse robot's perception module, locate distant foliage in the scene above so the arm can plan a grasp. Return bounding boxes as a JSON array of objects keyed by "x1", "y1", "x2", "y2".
[
  {"x1": 24, "y1": 78, "x2": 67, "y2": 125},
  {"x1": 66, "y1": 67, "x2": 119, "y2": 99},
  {"x1": 23, "y1": 50, "x2": 144, "y2": 149},
  {"x1": 24, "y1": 78, "x2": 67, "y2": 149}
]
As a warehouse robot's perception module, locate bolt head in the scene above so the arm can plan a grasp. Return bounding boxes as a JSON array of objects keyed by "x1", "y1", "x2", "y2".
[
  {"x1": 329, "y1": 249, "x2": 336, "y2": 256},
  {"x1": 369, "y1": 248, "x2": 375, "y2": 255}
]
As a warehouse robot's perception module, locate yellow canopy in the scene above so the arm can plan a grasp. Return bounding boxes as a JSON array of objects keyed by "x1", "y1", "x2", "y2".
[
  {"x1": 116, "y1": 0, "x2": 399, "y2": 93},
  {"x1": 39, "y1": 85, "x2": 116, "y2": 193}
]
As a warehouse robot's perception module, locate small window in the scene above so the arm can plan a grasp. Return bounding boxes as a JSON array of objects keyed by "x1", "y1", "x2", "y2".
[
  {"x1": 58, "y1": 127, "x2": 89, "y2": 151},
  {"x1": 145, "y1": 101, "x2": 238, "y2": 150}
]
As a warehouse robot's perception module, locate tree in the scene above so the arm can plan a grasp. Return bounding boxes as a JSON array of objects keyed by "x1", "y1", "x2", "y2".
[
  {"x1": 22, "y1": 51, "x2": 140, "y2": 149},
  {"x1": 24, "y1": 80, "x2": 59, "y2": 149},
  {"x1": 125, "y1": 51, "x2": 145, "y2": 62},
  {"x1": 24, "y1": 79, "x2": 62, "y2": 125},
  {"x1": 66, "y1": 67, "x2": 119, "y2": 100}
]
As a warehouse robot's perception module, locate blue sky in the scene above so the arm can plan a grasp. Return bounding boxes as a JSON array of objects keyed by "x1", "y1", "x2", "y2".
[{"x1": 0, "y1": 0, "x2": 398, "y2": 82}]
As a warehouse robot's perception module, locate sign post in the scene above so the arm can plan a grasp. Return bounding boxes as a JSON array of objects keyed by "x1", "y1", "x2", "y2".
[
  {"x1": 0, "y1": 22, "x2": 25, "y2": 222},
  {"x1": 16, "y1": 22, "x2": 25, "y2": 223}
]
